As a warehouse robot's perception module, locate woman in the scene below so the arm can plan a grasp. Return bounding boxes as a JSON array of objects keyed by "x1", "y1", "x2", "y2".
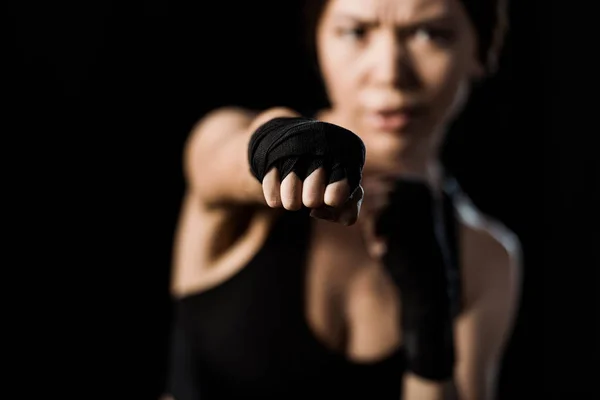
[{"x1": 165, "y1": 0, "x2": 521, "y2": 399}]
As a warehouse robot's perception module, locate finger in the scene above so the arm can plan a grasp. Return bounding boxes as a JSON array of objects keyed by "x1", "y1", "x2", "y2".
[
  {"x1": 262, "y1": 168, "x2": 281, "y2": 208},
  {"x1": 324, "y1": 179, "x2": 351, "y2": 207},
  {"x1": 280, "y1": 172, "x2": 303, "y2": 210},
  {"x1": 302, "y1": 168, "x2": 326, "y2": 208},
  {"x1": 337, "y1": 185, "x2": 364, "y2": 226},
  {"x1": 311, "y1": 185, "x2": 363, "y2": 225}
]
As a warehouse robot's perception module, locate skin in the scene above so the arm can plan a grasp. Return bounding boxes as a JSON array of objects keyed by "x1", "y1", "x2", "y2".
[{"x1": 167, "y1": 1, "x2": 521, "y2": 399}]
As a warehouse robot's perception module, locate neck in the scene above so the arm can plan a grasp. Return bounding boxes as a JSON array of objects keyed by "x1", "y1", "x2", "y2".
[
  {"x1": 362, "y1": 131, "x2": 446, "y2": 189},
  {"x1": 391, "y1": 155, "x2": 445, "y2": 191},
  {"x1": 403, "y1": 124, "x2": 448, "y2": 188}
]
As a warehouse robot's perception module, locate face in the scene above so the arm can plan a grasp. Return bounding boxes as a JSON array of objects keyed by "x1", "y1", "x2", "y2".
[{"x1": 316, "y1": 0, "x2": 483, "y2": 173}]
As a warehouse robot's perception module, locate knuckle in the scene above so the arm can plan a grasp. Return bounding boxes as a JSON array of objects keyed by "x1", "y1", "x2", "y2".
[
  {"x1": 304, "y1": 197, "x2": 320, "y2": 209},
  {"x1": 325, "y1": 192, "x2": 345, "y2": 207},
  {"x1": 266, "y1": 196, "x2": 281, "y2": 208},
  {"x1": 303, "y1": 188, "x2": 323, "y2": 208},
  {"x1": 281, "y1": 191, "x2": 301, "y2": 210}
]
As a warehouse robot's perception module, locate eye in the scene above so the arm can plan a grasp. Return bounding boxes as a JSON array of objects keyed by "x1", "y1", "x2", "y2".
[
  {"x1": 413, "y1": 27, "x2": 456, "y2": 46},
  {"x1": 337, "y1": 26, "x2": 368, "y2": 42}
]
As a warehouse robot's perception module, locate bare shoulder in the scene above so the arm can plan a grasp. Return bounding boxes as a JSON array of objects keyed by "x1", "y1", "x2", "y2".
[
  {"x1": 448, "y1": 192, "x2": 523, "y2": 398},
  {"x1": 453, "y1": 191, "x2": 522, "y2": 304},
  {"x1": 184, "y1": 106, "x2": 299, "y2": 177},
  {"x1": 182, "y1": 106, "x2": 301, "y2": 206},
  {"x1": 184, "y1": 107, "x2": 256, "y2": 159},
  {"x1": 186, "y1": 106, "x2": 298, "y2": 150},
  {"x1": 449, "y1": 189, "x2": 523, "y2": 398}
]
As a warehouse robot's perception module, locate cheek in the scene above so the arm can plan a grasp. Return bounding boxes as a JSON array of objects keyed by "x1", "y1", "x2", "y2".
[
  {"x1": 319, "y1": 40, "x2": 361, "y2": 105},
  {"x1": 413, "y1": 50, "x2": 469, "y2": 114}
]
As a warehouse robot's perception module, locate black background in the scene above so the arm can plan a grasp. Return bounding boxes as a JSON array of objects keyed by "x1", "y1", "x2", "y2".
[{"x1": 8, "y1": 1, "x2": 593, "y2": 399}]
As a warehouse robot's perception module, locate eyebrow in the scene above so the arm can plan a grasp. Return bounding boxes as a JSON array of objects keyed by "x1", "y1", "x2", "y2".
[
  {"x1": 331, "y1": 13, "x2": 455, "y2": 28},
  {"x1": 332, "y1": 14, "x2": 379, "y2": 28}
]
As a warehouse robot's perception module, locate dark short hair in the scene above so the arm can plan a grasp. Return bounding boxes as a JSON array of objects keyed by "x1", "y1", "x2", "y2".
[{"x1": 303, "y1": 0, "x2": 509, "y2": 75}]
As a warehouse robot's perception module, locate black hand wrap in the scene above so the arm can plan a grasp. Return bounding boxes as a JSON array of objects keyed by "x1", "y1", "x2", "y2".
[
  {"x1": 376, "y1": 180, "x2": 461, "y2": 381},
  {"x1": 248, "y1": 117, "x2": 366, "y2": 195}
]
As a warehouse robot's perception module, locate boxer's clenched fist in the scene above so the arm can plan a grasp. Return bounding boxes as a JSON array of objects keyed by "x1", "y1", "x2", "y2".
[
  {"x1": 262, "y1": 168, "x2": 363, "y2": 225},
  {"x1": 248, "y1": 117, "x2": 366, "y2": 225}
]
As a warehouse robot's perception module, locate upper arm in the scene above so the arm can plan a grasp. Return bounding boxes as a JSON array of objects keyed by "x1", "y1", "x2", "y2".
[
  {"x1": 453, "y1": 219, "x2": 522, "y2": 400},
  {"x1": 184, "y1": 107, "x2": 255, "y2": 203},
  {"x1": 184, "y1": 106, "x2": 299, "y2": 206}
]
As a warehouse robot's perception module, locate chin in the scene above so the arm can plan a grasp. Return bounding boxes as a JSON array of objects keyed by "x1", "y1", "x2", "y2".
[
  {"x1": 364, "y1": 137, "x2": 407, "y2": 171},
  {"x1": 363, "y1": 130, "x2": 433, "y2": 174},
  {"x1": 366, "y1": 129, "x2": 413, "y2": 154}
]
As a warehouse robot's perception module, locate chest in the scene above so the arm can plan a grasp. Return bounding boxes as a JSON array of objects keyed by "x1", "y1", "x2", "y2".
[
  {"x1": 303, "y1": 219, "x2": 385, "y2": 348},
  {"x1": 306, "y1": 219, "x2": 381, "y2": 282}
]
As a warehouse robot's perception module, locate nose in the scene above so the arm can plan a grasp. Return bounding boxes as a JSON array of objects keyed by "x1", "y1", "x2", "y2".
[{"x1": 370, "y1": 32, "x2": 420, "y2": 91}]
